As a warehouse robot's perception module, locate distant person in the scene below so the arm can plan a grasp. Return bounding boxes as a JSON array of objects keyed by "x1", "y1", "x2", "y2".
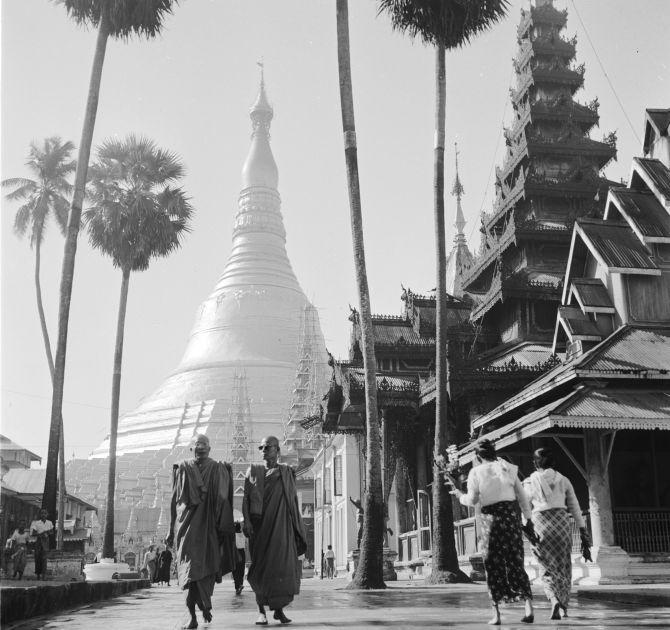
[
  {"x1": 30, "y1": 509, "x2": 53, "y2": 580},
  {"x1": 166, "y1": 434, "x2": 236, "y2": 630},
  {"x1": 449, "y1": 439, "x2": 535, "y2": 626},
  {"x1": 349, "y1": 496, "x2": 364, "y2": 549},
  {"x1": 142, "y1": 545, "x2": 157, "y2": 581},
  {"x1": 524, "y1": 447, "x2": 590, "y2": 620},
  {"x1": 156, "y1": 545, "x2": 173, "y2": 587},
  {"x1": 10, "y1": 519, "x2": 29, "y2": 580},
  {"x1": 233, "y1": 520, "x2": 246, "y2": 595},
  {"x1": 244, "y1": 436, "x2": 306, "y2": 626},
  {"x1": 324, "y1": 545, "x2": 335, "y2": 579}
]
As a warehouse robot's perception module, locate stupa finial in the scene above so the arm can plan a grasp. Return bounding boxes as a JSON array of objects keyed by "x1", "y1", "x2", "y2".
[
  {"x1": 452, "y1": 142, "x2": 466, "y2": 241},
  {"x1": 243, "y1": 61, "x2": 278, "y2": 189}
]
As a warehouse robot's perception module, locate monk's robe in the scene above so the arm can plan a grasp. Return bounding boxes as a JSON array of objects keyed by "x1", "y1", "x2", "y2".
[
  {"x1": 244, "y1": 463, "x2": 306, "y2": 611},
  {"x1": 172, "y1": 457, "x2": 236, "y2": 613}
]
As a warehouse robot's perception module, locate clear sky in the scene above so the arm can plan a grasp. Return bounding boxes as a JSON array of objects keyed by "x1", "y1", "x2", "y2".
[{"x1": 1, "y1": 0, "x2": 668, "y2": 461}]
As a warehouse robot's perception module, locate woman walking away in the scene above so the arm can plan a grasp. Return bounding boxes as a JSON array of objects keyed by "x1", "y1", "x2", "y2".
[
  {"x1": 450, "y1": 439, "x2": 535, "y2": 625},
  {"x1": 10, "y1": 520, "x2": 29, "y2": 579},
  {"x1": 524, "y1": 447, "x2": 589, "y2": 620}
]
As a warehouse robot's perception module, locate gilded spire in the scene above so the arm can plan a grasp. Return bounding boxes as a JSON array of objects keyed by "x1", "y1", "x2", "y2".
[
  {"x1": 451, "y1": 143, "x2": 466, "y2": 242},
  {"x1": 242, "y1": 61, "x2": 278, "y2": 189}
]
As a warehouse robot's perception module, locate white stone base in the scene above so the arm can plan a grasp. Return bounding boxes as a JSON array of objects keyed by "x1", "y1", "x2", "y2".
[
  {"x1": 574, "y1": 545, "x2": 631, "y2": 585},
  {"x1": 83, "y1": 558, "x2": 130, "y2": 582}
]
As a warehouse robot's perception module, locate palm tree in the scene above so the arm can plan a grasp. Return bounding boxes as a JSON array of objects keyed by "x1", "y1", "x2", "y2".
[
  {"x1": 377, "y1": 0, "x2": 509, "y2": 583},
  {"x1": 3, "y1": 137, "x2": 76, "y2": 549},
  {"x1": 335, "y1": 0, "x2": 385, "y2": 589},
  {"x1": 43, "y1": 0, "x2": 180, "y2": 521},
  {"x1": 84, "y1": 135, "x2": 193, "y2": 559}
]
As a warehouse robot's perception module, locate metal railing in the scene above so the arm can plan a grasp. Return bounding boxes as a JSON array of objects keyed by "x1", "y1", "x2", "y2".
[{"x1": 614, "y1": 509, "x2": 670, "y2": 554}]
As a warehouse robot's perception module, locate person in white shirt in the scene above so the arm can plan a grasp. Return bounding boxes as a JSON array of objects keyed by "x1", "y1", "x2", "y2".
[
  {"x1": 450, "y1": 439, "x2": 535, "y2": 626},
  {"x1": 30, "y1": 509, "x2": 53, "y2": 580},
  {"x1": 524, "y1": 447, "x2": 589, "y2": 621},
  {"x1": 324, "y1": 545, "x2": 335, "y2": 579}
]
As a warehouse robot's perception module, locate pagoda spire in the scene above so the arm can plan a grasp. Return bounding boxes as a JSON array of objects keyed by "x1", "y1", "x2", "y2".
[
  {"x1": 451, "y1": 143, "x2": 467, "y2": 243},
  {"x1": 242, "y1": 62, "x2": 278, "y2": 189}
]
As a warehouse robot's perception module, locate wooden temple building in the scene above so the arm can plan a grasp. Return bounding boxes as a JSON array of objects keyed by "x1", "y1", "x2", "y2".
[{"x1": 310, "y1": 0, "x2": 669, "y2": 584}]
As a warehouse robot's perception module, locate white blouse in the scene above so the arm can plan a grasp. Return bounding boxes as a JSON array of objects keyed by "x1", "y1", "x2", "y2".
[
  {"x1": 524, "y1": 469, "x2": 585, "y2": 528},
  {"x1": 458, "y1": 459, "x2": 532, "y2": 520}
]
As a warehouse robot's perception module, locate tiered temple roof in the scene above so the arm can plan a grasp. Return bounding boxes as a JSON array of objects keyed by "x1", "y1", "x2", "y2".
[{"x1": 462, "y1": 0, "x2": 617, "y2": 351}]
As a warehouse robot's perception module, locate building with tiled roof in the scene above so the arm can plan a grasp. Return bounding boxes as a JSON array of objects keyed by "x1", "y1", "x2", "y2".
[{"x1": 457, "y1": 106, "x2": 670, "y2": 584}]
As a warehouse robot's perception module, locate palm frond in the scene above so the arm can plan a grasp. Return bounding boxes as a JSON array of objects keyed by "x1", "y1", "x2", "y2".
[
  {"x1": 377, "y1": 0, "x2": 509, "y2": 48},
  {"x1": 4, "y1": 136, "x2": 75, "y2": 245},
  {"x1": 58, "y1": 0, "x2": 179, "y2": 41},
  {"x1": 13, "y1": 203, "x2": 34, "y2": 238},
  {"x1": 2, "y1": 179, "x2": 37, "y2": 201},
  {"x1": 86, "y1": 134, "x2": 193, "y2": 272}
]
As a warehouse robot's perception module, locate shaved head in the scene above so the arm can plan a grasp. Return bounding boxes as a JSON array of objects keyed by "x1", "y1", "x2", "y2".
[
  {"x1": 259, "y1": 435, "x2": 280, "y2": 468},
  {"x1": 192, "y1": 433, "x2": 210, "y2": 447}
]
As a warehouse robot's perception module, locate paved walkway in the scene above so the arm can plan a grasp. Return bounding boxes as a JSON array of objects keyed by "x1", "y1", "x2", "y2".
[{"x1": 6, "y1": 577, "x2": 670, "y2": 630}]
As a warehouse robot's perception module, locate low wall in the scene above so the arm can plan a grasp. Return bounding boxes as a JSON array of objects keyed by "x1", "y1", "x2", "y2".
[{"x1": 1, "y1": 579, "x2": 151, "y2": 624}]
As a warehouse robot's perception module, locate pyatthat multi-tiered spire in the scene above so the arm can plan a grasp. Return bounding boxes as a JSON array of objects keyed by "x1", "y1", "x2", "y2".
[
  {"x1": 445, "y1": 143, "x2": 474, "y2": 298},
  {"x1": 461, "y1": 0, "x2": 616, "y2": 331},
  {"x1": 68, "y1": 72, "x2": 330, "y2": 533}
]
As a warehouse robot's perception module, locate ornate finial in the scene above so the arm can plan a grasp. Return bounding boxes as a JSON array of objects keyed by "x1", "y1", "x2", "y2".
[
  {"x1": 452, "y1": 142, "x2": 466, "y2": 241},
  {"x1": 257, "y1": 57, "x2": 265, "y2": 86},
  {"x1": 250, "y1": 59, "x2": 273, "y2": 128}
]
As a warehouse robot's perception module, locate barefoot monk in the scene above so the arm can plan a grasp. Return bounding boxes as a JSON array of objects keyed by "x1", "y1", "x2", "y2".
[
  {"x1": 167, "y1": 434, "x2": 236, "y2": 629},
  {"x1": 243, "y1": 436, "x2": 306, "y2": 626}
]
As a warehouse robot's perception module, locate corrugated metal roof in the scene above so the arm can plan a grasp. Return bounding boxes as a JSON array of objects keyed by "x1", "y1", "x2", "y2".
[
  {"x1": 473, "y1": 325, "x2": 670, "y2": 430},
  {"x1": 637, "y1": 157, "x2": 670, "y2": 200},
  {"x1": 0, "y1": 434, "x2": 41, "y2": 461},
  {"x1": 610, "y1": 188, "x2": 670, "y2": 238},
  {"x1": 1, "y1": 468, "x2": 98, "y2": 511},
  {"x1": 581, "y1": 326, "x2": 670, "y2": 373},
  {"x1": 462, "y1": 388, "x2": 670, "y2": 461},
  {"x1": 370, "y1": 320, "x2": 426, "y2": 346},
  {"x1": 563, "y1": 389, "x2": 670, "y2": 419},
  {"x1": 571, "y1": 278, "x2": 614, "y2": 309},
  {"x1": 578, "y1": 219, "x2": 658, "y2": 270},
  {"x1": 3, "y1": 469, "x2": 46, "y2": 494},
  {"x1": 559, "y1": 306, "x2": 602, "y2": 337}
]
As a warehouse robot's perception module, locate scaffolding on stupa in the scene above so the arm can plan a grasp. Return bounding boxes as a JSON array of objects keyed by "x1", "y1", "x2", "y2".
[{"x1": 282, "y1": 304, "x2": 329, "y2": 464}]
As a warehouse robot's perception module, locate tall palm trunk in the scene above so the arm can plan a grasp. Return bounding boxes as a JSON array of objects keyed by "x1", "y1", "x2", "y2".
[
  {"x1": 336, "y1": 0, "x2": 384, "y2": 589},
  {"x1": 43, "y1": 12, "x2": 110, "y2": 517},
  {"x1": 34, "y1": 238, "x2": 67, "y2": 551},
  {"x1": 103, "y1": 267, "x2": 130, "y2": 559},
  {"x1": 428, "y1": 44, "x2": 466, "y2": 583}
]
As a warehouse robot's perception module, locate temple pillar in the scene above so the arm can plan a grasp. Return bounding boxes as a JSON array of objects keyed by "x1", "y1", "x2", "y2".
[{"x1": 580, "y1": 429, "x2": 630, "y2": 584}]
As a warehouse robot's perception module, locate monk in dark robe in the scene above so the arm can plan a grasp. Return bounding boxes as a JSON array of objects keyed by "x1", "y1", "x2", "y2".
[
  {"x1": 167, "y1": 434, "x2": 236, "y2": 629},
  {"x1": 244, "y1": 436, "x2": 306, "y2": 626}
]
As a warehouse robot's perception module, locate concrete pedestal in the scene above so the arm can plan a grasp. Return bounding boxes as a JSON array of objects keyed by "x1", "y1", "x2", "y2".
[
  {"x1": 83, "y1": 558, "x2": 130, "y2": 582},
  {"x1": 575, "y1": 545, "x2": 631, "y2": 585}
]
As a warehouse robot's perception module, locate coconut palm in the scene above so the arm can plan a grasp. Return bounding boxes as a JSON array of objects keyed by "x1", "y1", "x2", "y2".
[
  {"x1": 377, "y1": 0, "x2": 509, "y2": 583},
  {"x1": 43, "y1": 0, "x2": 180, "y2": 522},
  {"x1": 335, "y1": 0, "x2": 385, "y2": 589},
  {"x1": 84, "y1": 134, "x2": 193, "y2": 559},
  {"x1": 2, "y1": 136, "x2": 76, "y2": 549}
]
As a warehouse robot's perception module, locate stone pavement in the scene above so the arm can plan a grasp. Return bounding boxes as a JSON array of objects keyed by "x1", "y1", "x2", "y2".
[{"x1": 5, "y1": 577, "x2": 670, "y2": 630}]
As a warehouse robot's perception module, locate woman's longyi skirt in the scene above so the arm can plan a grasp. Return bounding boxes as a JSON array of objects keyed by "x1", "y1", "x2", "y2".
[
  {"x1": 532, "y1": 508, "x2": 573, "y2": 606},
  {"x1": 480, "y1": 500, "x2": 532, "y2": 604}
]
